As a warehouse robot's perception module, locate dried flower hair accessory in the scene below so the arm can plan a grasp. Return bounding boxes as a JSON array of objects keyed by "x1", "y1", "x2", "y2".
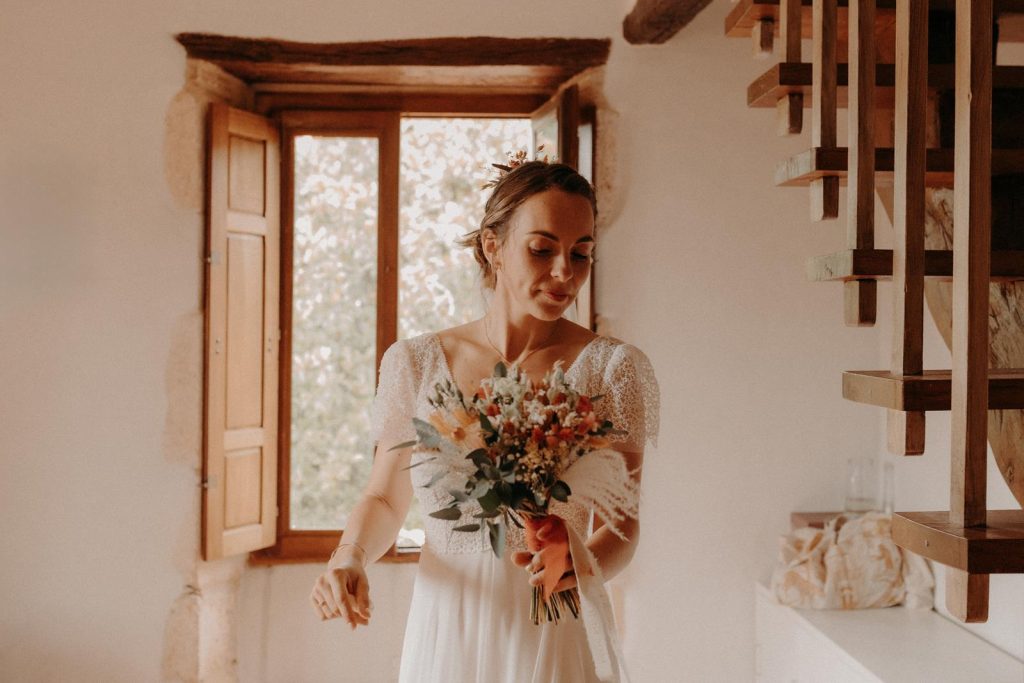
[{"x1": 480, "y1": 144, "x2": 554, "y2": 190}]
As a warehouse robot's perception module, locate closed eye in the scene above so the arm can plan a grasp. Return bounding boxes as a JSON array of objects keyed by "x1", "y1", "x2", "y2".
[{"x1": 530, "y1": 248, "x2": 592, "y2": 262}]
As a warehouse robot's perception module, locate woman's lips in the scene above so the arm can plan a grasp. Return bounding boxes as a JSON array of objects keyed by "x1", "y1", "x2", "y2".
[{"x1": 543, "y1": 291, "x2": 570, "y2": 303}]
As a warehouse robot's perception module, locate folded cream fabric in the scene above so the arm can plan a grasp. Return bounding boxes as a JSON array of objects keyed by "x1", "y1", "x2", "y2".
[{"x1": 770, "y1": 511, "x2": 935, "y2": 610}]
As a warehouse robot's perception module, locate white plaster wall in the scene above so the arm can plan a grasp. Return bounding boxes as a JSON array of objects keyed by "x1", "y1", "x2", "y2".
[{"x1": 4, "y1": 0, "x2": 1018, "y2": 681}]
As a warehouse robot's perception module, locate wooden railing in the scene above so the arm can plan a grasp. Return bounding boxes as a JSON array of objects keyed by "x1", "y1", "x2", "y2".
[{"x1": 726, "y1": 0, "x2": 1024, "y2": 623}]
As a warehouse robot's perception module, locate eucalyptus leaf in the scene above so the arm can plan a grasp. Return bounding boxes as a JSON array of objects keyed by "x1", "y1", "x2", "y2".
[
  {"x1": 550, "y1": 480, "x2": 571, "y2": 502},
  {"x1": 493, "y1": 362, "x2": 507, "y2": 377},
  {"x1": 400, "y1": 456, "x2": 437, "y2": 471},
  {"x1": 387, "y1": 439, "x2": 419, "y2": 452},
  {"x1": 487, "y1": 520, "x2": 506, "y2": 559},
  {"x1": 466, "y1": 448, "x2": 490, "y2": 467},
  {"x1": 478, "y1": 411, "x2": 496, "y2": 434},
  {"x1": 425, "y1": 469, "x2": 448, "y2": 487},
  {"x1": 412, "y1": 417, "x2": 442, "y2": 448},
  {"x1": 472, "y1": 509, "x2": 501, "y2": 519},
  {"x1": 452, "y1": 523, "x2": 481, "y2": 532},
  {"x1": 428, "y1": 507, "x2": 463, "y2": 521},
  {"x1": 448, "y1": 489, "x2": 469, "y2": 503},
  {"x1": 478, "y1": 488, "x2": 501, "y2": 513}
]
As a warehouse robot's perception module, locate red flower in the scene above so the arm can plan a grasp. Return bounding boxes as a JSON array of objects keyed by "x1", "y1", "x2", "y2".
[
  {"x1": 558, "y1": 427, "x2": 574, "y2": 441},
  {"x1": 577, "y1": 395, "x2": 592, "y2": 414},
  {"x1": 486, "y1": 404, "x2": 501, "y2": 417},
  {"x1": 532, "y1": 426, "x2": 545, "y2": 444}
]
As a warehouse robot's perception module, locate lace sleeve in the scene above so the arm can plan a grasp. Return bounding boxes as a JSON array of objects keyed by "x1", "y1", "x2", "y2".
[
  {"x1": 602, "y1": 343, "x2": 661, "y2": 452},
  {"x1": 369, "y1": 340, "x2": 418, "y2": 446}
]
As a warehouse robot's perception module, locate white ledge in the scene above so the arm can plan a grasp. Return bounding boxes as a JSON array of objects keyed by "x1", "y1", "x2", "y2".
[{"x1": 755, "y1": 580, "x2": 1024, "y2": 682}]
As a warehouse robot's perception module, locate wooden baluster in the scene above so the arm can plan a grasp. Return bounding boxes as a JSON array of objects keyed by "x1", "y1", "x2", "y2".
[
  {"x1": 947, "y1": 0, "x2": 993, "y2": 623},
  {"x1": 777, "y1": 0, "x2": 803, "y2": 136},
  {"x1": 888, "y1": 0, "x2": 928, "y2": 452},
  {"x1": 753, "y1": 17, "x2": 775, "y2": 59},
  {"x1": 845, "y1": 0, "x2": 878, "y2": 327},
  {"x1": 811, "y1": 0, "x2": 839, "y2": 220}
]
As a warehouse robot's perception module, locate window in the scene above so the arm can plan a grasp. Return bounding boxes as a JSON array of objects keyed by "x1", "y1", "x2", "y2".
[
  {"x1": 191, "y1": 33, "x2": 608, "y2": 563},
  {"x1": 288, "y1": 115, "x2": 532, "y2": 548}
]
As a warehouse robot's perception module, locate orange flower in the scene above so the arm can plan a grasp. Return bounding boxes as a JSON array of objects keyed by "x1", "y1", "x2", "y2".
[
  {"x1": 587, "y1": 435, "x2": 611, "y2": 449},
  {"x1": 575, "y1": 413, "x2": 597, "y2": 434}
]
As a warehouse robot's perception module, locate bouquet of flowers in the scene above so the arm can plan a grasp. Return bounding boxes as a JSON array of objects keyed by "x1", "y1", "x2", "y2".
[{"x1": 391, "y1": 359, "x2": 641, "y2": 625}]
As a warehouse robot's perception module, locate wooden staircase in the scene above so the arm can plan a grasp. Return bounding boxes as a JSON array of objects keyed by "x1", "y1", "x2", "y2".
[{"x1": 726, "y1": 0, "x2": 1024, "y2": 623}]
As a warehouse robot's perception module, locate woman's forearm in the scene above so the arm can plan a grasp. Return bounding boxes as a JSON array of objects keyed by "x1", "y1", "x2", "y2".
[
  {"x1": 327, "y1": 493, "x2": 404, "y2": 569},
  {"x1": 584, "y1": 519, "x2": 639, "y2": 582}
]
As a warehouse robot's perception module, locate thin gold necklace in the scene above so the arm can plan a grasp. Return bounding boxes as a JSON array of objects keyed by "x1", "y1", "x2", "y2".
[{"x1": 482, "y1": 317, "x2": 559, "y2": 368}]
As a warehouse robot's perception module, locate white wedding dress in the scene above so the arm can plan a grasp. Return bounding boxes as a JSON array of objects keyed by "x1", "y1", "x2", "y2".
[{"x1": 369, "y1": 331, "x2": 660, "y2": 683}]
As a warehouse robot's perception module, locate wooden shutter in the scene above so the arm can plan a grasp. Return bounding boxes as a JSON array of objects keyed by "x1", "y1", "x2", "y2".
[
  {"x1": 530, "y1": 85, "x2": 597, "y2": 331},
  {"x1": 531, "y1": 83, "x2": 580, "y2": 168},
  {"x1": 202, "y1": 103, "x2": 281, "y2": 560}
]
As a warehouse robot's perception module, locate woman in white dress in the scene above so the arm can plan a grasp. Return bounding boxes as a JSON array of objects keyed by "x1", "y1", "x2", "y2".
[{"x1": 309, "y1": 160, "x2": 660, "y2": 682}]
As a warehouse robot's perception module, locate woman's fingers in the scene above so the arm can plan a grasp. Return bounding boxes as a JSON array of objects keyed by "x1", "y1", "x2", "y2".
[
  {"x1": 324, "y1": 573, "x2": 352, "y2": 625},
  {"x1": 311, "y1": 567, "x2": 374, "y2": 628},
  {"x1": 511, "y1": 550, "x2": 532, "y2": 568},
  {"x1": 310, "y1": 589, "x2": 333, "y2": 620},
  {"x1": 553, "y1": 573, "x2": 578, "y2": 593},
  {"x1": 354, "y1": 576, "x2": 373, "y2": 620}
]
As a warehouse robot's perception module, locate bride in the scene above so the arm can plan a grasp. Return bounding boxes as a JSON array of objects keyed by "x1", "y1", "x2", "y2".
[{"x1": 309, "y1": 158, "x2": 660, "y2": 682}]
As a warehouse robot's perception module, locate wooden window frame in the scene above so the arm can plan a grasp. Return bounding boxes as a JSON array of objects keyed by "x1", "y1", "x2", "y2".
[
  {"x1": 250, "y1": 99, "x2": 547, "y2": 565},
  {"x1": 179, "y1": 33, "x2": 610, "y2": 565}
]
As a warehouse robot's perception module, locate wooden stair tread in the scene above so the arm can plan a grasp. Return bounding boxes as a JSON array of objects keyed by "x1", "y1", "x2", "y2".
[
  {"x1": 842, "y1": 370, "x2": 1024, "y2": 411},
  {"x1": 749, "y1": 63, "x2": 1024, "y2": 108},
  {"x1": 892, "y1": 510, "x2": 1024, "y2": 574},
  {"x1": 726, "y1": 0, "x2": 1024, "y2": 39},
  {"x1": 807, "y1": 249, "x2": 1024, "y2": 282},
  {"x1": 775, "y1": 147, "x2": 1024, "y2": 187}
]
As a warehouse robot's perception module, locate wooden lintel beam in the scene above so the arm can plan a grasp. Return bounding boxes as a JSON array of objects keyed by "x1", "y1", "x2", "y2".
[
  {"x1": 623, "y1": 0, "x2": 715, "y2": 44},
  {"x1": 175, "y1": 34, "x2": 611, "y2": 68}
]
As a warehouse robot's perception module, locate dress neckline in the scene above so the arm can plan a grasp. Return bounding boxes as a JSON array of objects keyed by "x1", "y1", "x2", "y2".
[{"x1": 430, "y1": 331, "x2": 603, "y2": 395}]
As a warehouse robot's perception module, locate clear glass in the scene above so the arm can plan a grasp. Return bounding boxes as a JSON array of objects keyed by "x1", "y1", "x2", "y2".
[
  {"x1": 288, "y1": 118, "x2": 533, "y2": 544},
  {"x1": 397, "y1": 116, "x2": 531, "y2": 340},
  {"x1": 289, "y1": 135, "x2": 379, "y2": 530},
  {"x1": 844, "y1": 456, "x2": 880, "y2": 514},
  {"x1": 394, "y1": 117, "x2": 530, "y2": 548}
]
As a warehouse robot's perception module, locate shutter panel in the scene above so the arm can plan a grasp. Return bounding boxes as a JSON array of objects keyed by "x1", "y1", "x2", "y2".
[{"x1": 202, "y1": 103, "x2": 280, "y2": 560}]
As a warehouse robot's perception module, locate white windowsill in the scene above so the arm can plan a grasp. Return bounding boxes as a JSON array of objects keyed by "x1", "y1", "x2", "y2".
[{"x1": 755, "y1": 580, "x2": 1024, "y2": 682}]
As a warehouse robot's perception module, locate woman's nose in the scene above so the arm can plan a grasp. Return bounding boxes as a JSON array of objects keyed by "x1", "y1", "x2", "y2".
[{"x1": 552, "y1": 253, "x2": 573, "y2": 281}]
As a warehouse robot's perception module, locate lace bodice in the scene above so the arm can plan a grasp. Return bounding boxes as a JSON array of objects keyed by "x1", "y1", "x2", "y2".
[{"x1": 369, "y1": 331, "x2": 661, "y2": 554}]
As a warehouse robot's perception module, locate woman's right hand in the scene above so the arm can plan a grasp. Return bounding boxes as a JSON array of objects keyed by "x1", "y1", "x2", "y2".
[{"x1": 310, "y1": 561, "x2": 373, "y2": 629}]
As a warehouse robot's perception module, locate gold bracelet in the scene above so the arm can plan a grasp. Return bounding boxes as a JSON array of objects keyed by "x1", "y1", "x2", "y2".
[{"x1": 330, "y1": 541, "x2": 367, "y2": 562}]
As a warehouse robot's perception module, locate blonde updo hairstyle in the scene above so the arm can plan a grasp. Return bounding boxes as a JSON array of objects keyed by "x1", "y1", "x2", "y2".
[{"x1": 457, "y1": 160, "x2": 597, "y2": 291}]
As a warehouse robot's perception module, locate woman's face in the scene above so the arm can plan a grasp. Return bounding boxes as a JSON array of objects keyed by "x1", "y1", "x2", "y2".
[{"x1": 489, "y1": 188, "x2": 596, "y2": 321}]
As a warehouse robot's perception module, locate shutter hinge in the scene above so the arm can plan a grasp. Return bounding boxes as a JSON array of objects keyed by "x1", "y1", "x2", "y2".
[
  {"x1": 206, "y1": 251, "x2": 222, "y2": 265},
  {"x1": 201, "y1": 476, "x2": 218, "y2": 489}
]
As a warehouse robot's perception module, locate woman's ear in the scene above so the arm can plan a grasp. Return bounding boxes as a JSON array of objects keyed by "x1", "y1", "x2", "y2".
[{"x1": 481, "y1": 228, "x2": 500, "y2": 270}]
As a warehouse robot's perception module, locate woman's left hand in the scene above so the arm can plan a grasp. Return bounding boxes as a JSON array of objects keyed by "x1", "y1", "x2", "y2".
[{"x1": 511, "y1": 545, "x2": 577, "y2": 594}]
